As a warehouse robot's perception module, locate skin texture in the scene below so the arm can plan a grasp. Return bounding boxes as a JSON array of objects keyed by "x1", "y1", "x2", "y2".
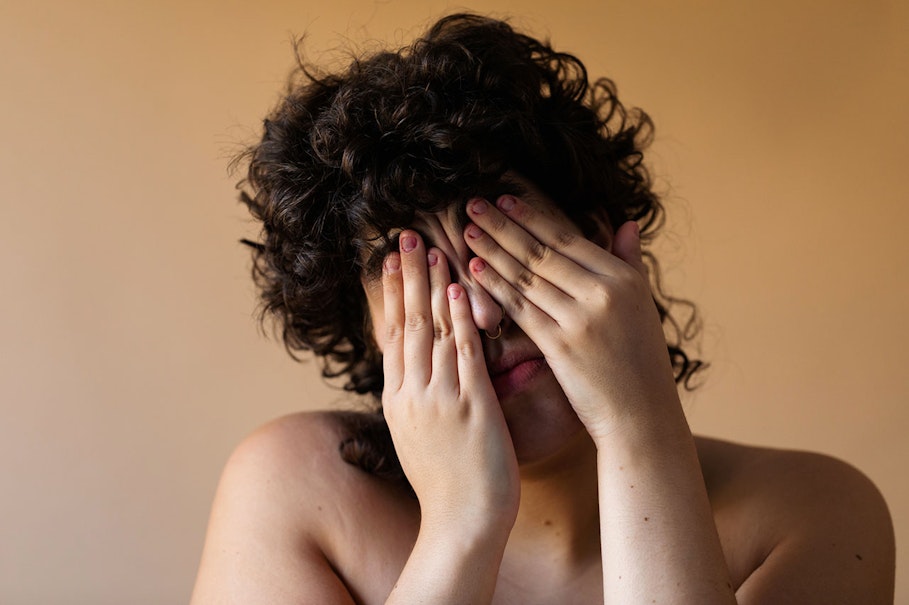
[{"x1": 191, "y1": 179, "x2": 895, "y2": 604}]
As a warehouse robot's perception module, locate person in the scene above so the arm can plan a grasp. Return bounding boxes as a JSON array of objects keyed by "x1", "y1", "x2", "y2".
[{"x1": 191, "y1": 13, "x2": 895, "y2": 604}]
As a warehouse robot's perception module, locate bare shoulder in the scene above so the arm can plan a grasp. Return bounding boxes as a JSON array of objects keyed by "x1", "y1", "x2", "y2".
[
  {"x1": 215, "y1": 410, "x2": 378, "y2": 503},
  {"x1": 191, "y1": 411, "x2": 416, "y2": 605},
  {"x1": 695, "y1": 436, "x2": 895, "y2": 603}
]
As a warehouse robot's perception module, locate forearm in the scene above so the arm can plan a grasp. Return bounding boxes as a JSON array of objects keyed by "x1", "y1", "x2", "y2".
[
  {"x1": 386, "y1": 520, "x2": 510, "y2": 604},
  {"x1": 597, "y1": 399, "x2": 737, "y2": 604}
]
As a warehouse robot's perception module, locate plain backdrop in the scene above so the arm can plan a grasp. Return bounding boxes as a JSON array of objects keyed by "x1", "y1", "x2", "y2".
[{"x1": 1, "y1": 0, "x2": 906, "y2": 603}]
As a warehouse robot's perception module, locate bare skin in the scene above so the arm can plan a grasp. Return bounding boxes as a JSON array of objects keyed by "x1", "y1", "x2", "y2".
[{"x1": 191, "y1": 179, "x2": 895, "y2": 604}]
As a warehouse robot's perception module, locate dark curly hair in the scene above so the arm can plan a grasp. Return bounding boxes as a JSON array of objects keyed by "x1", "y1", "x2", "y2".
[{"x1": 236, "y1": 13, "x2": 705, "y2": 482}]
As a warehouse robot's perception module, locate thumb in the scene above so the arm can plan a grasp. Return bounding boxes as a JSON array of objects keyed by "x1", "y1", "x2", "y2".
[{"x1": 611, "y1": 221, "x2": 648, "y2": 278}]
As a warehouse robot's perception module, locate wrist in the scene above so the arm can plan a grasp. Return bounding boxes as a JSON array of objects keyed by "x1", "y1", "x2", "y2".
[
  {"x1": 588, "y1": 391, "x2": 689, "y2": 452},
  {"x1": 419, "y1": 499, "x2": 517, "y2": 542},
  {"x1": 414, "y1": 512, "x2": 513, "y2": 569},
  {"x1": 388, "y1": 510, "x2": 512, "y2": 605}
]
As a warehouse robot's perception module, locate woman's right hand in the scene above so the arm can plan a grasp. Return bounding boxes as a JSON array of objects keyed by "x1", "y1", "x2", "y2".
[{"x1": 381, "y1": 230, "x2": 520, "y2": 534}]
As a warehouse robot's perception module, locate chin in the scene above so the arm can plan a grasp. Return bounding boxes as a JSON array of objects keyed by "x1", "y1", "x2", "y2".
[{"x1": 499, "y1": 368, "x2": 590, "y2": 466}]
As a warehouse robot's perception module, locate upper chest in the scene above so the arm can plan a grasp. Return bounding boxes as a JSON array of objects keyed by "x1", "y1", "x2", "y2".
[
  {"x1": 323, "y1": 488, "x2": 769, "y2": 603},
  {"x1": 316, "y1": 437, "x2": 778, "y2": 603}
]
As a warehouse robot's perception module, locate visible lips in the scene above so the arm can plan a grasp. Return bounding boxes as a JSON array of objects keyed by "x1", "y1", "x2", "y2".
[
  {"x1": 488, "y1": 348, "x2": 544, "y2": 377},
  {"x1": 488, "y1": 349, "x2": 548, "y2": 399}
]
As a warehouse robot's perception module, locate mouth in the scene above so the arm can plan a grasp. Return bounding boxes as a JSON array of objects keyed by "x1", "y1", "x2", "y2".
[{"x1": 488, "y1": 352, "x2": 548, "y2": 400}]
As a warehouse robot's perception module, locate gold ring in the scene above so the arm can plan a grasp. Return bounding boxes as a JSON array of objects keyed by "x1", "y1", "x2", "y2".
[{"x1": 484, "y1": 324, "x2": 503, "y2": 340}]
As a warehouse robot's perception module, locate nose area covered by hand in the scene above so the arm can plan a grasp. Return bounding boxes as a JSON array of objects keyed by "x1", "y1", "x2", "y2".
[
  {"x1": 461, "y1": 276, "x2": 503, "y2": 334},
  {"x1": 434, "y1": 242, "x2": 502, "y2": 332},
  {"x1": 416, "y1": 213, "x2": 504, "y2": 334}
]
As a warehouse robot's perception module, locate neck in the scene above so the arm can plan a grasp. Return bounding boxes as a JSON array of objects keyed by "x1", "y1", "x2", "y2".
[{"x1": 506, "y1": 430, "x2": 601, "y2": 567}]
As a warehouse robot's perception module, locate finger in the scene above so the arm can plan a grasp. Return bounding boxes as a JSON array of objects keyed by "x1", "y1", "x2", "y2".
[
  {"x1": 447, "y1": 283, "x2": 491, "y2": 397},
  {"x1": 466, "y1": 198, "x2": 590, "y2": 299},
  {"x1": 611, "y1": 221, "x2": 648, "y2": 278},
  {"x1": 468, "y1": 256, "x2": 558, "y2": 341},
  {"x1": 381, "y1": 252, "x2": 404, "y2": 393},
  {"x1": 464, "y1": 219, "x2": 574, "y2": 317},
  {"x1": 492, "y1": 194, "x2": 624, "y2": 276},
  {"x1": 400, "y1": 230, "x2": 432, "y2": 385},
  {"x1": 427, "y1": 248, "x2": 457, "y2": 389}
]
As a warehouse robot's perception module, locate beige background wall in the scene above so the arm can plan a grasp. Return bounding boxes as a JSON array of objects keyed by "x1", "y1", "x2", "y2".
[{"x1": 1, "y1": 0, "x2": 906, "y2": 603}]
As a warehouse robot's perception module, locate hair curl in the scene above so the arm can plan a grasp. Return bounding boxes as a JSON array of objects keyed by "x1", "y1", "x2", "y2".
[{"x1": 236, "y1": 13, "x2": 705, "y2": 482}]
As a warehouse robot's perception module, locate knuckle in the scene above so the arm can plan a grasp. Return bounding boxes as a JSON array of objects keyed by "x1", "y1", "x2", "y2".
[
  {"x1": 515, "y1": 269, "x2": 537, "y2": 292},
  {"x1": 452, "y1": 399, "x2": 470, "y2": 421},
  {"x1": 433, "y1": 319, "x2": 453, "y2": 341},
  {"x1": 554, "y1": 229, "x2": 577, "y2": 251},
  {"x1": 508, "y1": 294, "x2": 529, "y2": 315},
  {"x1": 405, "y1": 311, "x2": 430, "y2": 331},
  {"x1": 525, "y1": 240, "x2": 551, "y2": 267},
  {"x1": 576, "y1": 315, "x2": 596, "y2": 335},
  {"x1": 385, "y1": 323, "x2": 404, "y2": 343},
  {"x1": 590, "y1": 279, "x2": 612, "y2": 301},
  {"x1": 457, "y1": 339, "x2": 478, "y2": 360}
]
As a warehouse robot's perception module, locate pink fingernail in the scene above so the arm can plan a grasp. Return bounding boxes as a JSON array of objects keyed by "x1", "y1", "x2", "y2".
[
  {"x1": 385, "y1": 255, "x2": 400, "y2": 272},
  {"x1": 497, "y1": 195, "x2": 516, "y2": 212},
  {"x1": 471, "y1": 258, "x2": 487, "y2": 273},
  {"x1": 469, "y1": 199, "x2": 487, "y2": 214},
  {"x1": 448, "y1": 284, "x2": 462, "y2": 299},
  {"x1": 427, "y1": 251, "x2": 438, "y2": 266},
  {"x1": 400, "y1": 235, "x2": 417, "y2": 252},
  {"x1": 466, "y1": 224, "x2": 483, "y2": 239}
]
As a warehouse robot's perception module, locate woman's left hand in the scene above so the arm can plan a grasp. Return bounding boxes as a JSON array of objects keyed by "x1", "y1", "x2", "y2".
[{"x1": 463, "y1": 192, "x2": 682, "y2": 443}]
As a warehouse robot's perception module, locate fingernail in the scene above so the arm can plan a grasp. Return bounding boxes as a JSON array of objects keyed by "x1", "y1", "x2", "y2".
[
  {"x1": 427, "y1": 251, "x2": 438, "y2": 266},
  {"x1": 471, "y1": 258, "x2": 487, "y2": 273},
  {"x1": 497, "y1": 195, "x2": 516, "y2": 212},
  {"x1": 466, "y1": 224, "x2": 483, "y2": 239},
  {"x1": 401, "y1": 235, "x2": 417, "y2": 252},
  {"x1": 469, "y1": 199, "x2": 487, "y2": 214},
  {"x1": 447, "y1": 284, "x2": 462, "y2": 299},
  {"x1": 385, "y1": 255, "x2": 400, "y2": 272}
]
